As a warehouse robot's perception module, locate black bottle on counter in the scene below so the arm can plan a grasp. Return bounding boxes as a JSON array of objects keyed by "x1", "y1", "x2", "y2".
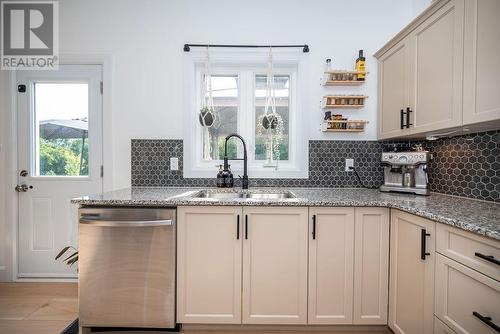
[
  {"x1": 224, "y1": 165, "x2": 234, "y2": 188},
  {"x1": 216, "y1": 165, "x2": 225, "y2": 188}
]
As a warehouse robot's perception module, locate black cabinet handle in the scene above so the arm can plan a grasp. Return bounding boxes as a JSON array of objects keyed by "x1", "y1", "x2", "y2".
[
  {"x1": 473, "y1": 311, "x2": 500, "y2": 332},
  {"x1": 245, "y1": 214, "x2": 248, "y2": 240},
  {"x1": 236, "y1": 215, "x2": 240, "y2": 240},
  {"x1": 475, "y1": 252, "x2": 500, "y2": 266},
  {"x1": 312, "y1": 215, "x2": 316, "y2": 240},
  {"x1": 421, "y1": 229, "x2": 430, "y2": 260},
  {"x1": 400, "y1": 109, "x2": 405, "y2": 129},
  {"x1": 406, "y1": 107, "x2": 413, "y2": 128}
]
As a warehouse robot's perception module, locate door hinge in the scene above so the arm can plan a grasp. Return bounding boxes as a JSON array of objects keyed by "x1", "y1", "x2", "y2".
[
  {"x1": 100, "y1": 81, "x2": 103, "y2": 94},
  {"x1": 100, "y1": 165, "x2": 104, "y2": 178}
]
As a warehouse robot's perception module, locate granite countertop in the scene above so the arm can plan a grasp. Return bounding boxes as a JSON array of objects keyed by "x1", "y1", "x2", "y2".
[{"x1": 72, "y1": 187, "x2": 500, "y2": 241}]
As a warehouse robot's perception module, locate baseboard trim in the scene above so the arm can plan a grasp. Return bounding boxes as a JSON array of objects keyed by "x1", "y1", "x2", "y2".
[{"x1": 181, "y1": 324, "x2": 390, "y2": 332}]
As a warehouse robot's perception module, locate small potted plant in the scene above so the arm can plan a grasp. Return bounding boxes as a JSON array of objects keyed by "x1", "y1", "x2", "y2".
[{"x1": 55, "y1": 246, "x2": 78, "y2": 267}]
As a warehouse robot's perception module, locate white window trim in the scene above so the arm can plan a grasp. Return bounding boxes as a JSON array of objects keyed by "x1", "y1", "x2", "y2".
[{"x1": 183, "y1": 50, "x2": 308, "y2": 179}]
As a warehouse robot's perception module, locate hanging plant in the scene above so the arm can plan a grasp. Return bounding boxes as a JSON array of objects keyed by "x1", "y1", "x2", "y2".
[
  {"x1": 256, "y1": 47, "x2": 285, "y2": 164},
  {"x1": 198, "y1": 46, "x2": 217, "y2": 129},
  {"x1": 262, "y1": 114, "x2": 278, "y2": 130},
  {"x1": 199, "y1": 106, "x2": 215, "y2": 127}
]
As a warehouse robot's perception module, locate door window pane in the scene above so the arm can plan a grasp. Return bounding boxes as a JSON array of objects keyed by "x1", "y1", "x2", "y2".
[
  {"x1": 34, "y1": 83, "x2": 89, "y2": 176},
  {"x1": 254, "y1": 75, "x2": 290, "y2": 161},
  {"x1": 202, "y1": 75, "x2": 239, "y2": 160}
]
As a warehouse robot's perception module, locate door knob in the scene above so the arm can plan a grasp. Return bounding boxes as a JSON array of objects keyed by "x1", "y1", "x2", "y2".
[{"x1": 15, "y1": 184, "x2": 29, "y2": 192}]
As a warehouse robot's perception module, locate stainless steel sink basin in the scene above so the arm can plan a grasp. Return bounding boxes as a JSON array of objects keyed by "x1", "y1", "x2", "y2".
[
  {"x1": 194, "y1": 191, "x2": 245, "y2": 199},
  {"x1": 192, "y1": 190, "x2": 296, "y2": 200},
  {"x1": 245, "y1": 192, "x2": 295, "y2": 199}
]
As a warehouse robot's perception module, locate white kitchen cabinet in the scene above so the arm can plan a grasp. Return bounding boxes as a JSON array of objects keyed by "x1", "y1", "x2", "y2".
[
  {"x1": 435, "y1": 253, "x2": 500, "y2": 334},
  {"x1": 308, "y1": 208, "x2": 355, "y2": 324},
  {"x1": 177, "y1": 206, "x2": 242, "y2": 324},
  {"x1": 377, "y1": 37, "x2": 411, "y2": 139},
  {"x1": 242, "y1": 206, "x2": 308, "y2": 324},
  {"x1": 463, "y1": 0, "x2": 500, "y2": 125},
  {"x1": 375, "y1": 0, "x2": 500, "y2": 139},
  {"x1": 408, "y1": 0, "x2": 464, "y2": 134},
  {"x1": 353, "y1": 208, "x2": 389, "y2": 325},
  {"x1": 436, "y1": 223, "x2": 500, "y2": 281},
  {"x1": 389, "y1": 209, "x2": 435, "y2": 334}
]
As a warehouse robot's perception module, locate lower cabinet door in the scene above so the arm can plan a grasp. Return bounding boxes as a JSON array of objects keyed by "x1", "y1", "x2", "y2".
[
  {"x1": 177, "y1": 206, "x2": 243, "y2": 324},
  {"x1": 435, "y1": 253, "x2": 500, "y2": 334},
  {"x1": 353, "y1": 208, "x2": 389, "y2": 325},
  {"x1": 308, "y1": 207, "x2": 355, "y2": 324},
  {"x1": 389, "y1": 210, "x2": 435, "y2": 334},
  {"x1": 242, "y1": 206, "x2": 308, "y2": 324}
]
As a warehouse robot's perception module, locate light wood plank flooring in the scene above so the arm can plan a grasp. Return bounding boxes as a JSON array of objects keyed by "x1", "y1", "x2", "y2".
[
  {"x1": 0, "y1": 283, "x2": 391, "y2": 334},
  {"x1": 0, "y1": 282, "x2": 78, "y2": 334}
]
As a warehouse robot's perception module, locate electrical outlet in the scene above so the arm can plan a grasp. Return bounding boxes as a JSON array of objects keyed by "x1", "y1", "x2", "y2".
[
  {"x1": 345, "y1": 158, "x2": 354, "y2": 172},
  {"x1": 170, "y1": 157, "x2": 179, "y2": 171}
]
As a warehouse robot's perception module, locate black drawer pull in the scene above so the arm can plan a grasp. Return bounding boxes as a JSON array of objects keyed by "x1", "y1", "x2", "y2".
[
  {"x1": 473, "y1": 311, "x2": 500, "y2": 332},
  {"x1": 400, "y1": 109, "x2": 405, "y2": 129},
  {"x1": 236, "y1": 215, "x2": 240, "y2": 240},
  {"x1": 421, "y1": 229, "x2": 430, "y2": 260},
  {"x1": 475, "y1": 252, "x2": 500, "y2": 266},
  {"x1": 312, "y1": 215, "x2": 316, "y2": 240},
  {"x1": 245, "y1": 215, "x2": 248, "y2": 240}
]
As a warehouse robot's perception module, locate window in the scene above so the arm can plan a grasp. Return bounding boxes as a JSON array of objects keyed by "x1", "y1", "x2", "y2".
[
  {"x1": 184, "y1": 53, "x2": 307, "y2": 178},
  {"x1": 33, "y1": 82, "x2": 90, "y2": 176}
]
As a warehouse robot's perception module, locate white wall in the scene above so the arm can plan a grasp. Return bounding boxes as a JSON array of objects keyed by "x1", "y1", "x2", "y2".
[
  {"x1": 0, "y1": 0, "x2": 428, "y2": 280},
  {"x1": 57, "y1": 0, "x2": 423, "y2": 189}
]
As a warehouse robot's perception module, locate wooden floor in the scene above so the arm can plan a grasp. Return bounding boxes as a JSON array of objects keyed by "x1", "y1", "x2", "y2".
[
  {"x1": 0, "y1": 283, "x2": 391, "y2": 334},
  {"x1": 0, "y1": 282, "x2": 78, "y2": 334}
]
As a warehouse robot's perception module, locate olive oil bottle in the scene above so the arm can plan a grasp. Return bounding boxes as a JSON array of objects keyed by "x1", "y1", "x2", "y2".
[{"x1": 355, "y1": 50, "x2": 365, "y2": 81}]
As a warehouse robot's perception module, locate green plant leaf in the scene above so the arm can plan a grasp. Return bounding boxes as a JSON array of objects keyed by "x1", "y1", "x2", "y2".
[
  {"x1": 63, "y1": 251, "x2": 78, "y2": 262},
  {"x1": 67, "y1": 256, "x2": 78, "y2": 267},
  {"x1": 55, "y1": 246, "x2": 70, "y2": 260}
]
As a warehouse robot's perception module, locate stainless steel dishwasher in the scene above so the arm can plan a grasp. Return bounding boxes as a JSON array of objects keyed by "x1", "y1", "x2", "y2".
[{"x1": 78, "y1": 207, "x2": 176, "y2": 329}]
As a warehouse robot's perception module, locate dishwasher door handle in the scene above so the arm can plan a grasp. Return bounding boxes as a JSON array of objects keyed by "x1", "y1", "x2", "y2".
[{"x1": 79, "y1": 217, "x2": 173, "y2": 227}]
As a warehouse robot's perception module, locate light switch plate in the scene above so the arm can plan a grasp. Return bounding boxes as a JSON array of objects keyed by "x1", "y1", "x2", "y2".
[
  {"x1": 345, "y1": 158, "x2": 354, "y2": 172},
  {"x1": 170, "y1": 157, "x2": 179, "y2": 171}
]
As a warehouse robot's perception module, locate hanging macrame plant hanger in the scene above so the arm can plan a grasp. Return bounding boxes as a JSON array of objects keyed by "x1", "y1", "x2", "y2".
[
  {"x1": 258, "y1": 47, "x2": 284, "y2": 166},
  {"x1": 199, "y1": 46, "x2": 219, "y2": 160}
]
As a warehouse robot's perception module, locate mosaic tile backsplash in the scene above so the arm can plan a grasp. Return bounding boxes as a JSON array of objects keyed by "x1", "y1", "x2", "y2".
[{"x1": 131, "y1": 130, "x2": 499, "y2": 202}]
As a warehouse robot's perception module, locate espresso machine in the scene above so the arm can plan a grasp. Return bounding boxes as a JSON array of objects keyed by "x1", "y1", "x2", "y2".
[{"x1": 380, "y1": 151, "x2": 431, "y2": 195}]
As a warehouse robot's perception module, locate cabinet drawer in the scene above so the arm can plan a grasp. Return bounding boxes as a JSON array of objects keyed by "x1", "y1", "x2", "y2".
[
  {"x1": 435, "y1": 254, "x2": 500, "y2": 334},
  {"x1": 436, "y1": 224, "x2": 500, "y2": 281}
]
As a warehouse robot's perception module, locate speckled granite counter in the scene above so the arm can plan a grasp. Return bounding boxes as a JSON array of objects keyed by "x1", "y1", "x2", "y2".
[{"x1": 72, "y1": 187, "x2": 500, "y2": 241}]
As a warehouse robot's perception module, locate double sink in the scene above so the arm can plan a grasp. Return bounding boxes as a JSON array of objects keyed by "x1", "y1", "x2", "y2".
[{"x1": 192, "y1": 190, "x2": 296, "y2": 200}]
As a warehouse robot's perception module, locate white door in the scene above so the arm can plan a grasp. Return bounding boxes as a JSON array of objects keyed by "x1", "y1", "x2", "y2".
[
  {"x1": 177, "y1": 206, "x2": 243, "y2": 324},
  {"x1": 16, "y1": 64, "x2": 103, "y2": 278},
  {"x1": 389, "y1": 210, "x2": 435, "y2": 334},
  {"x1": 242, "y1": 207, "x2": 308, "y2": 324},
  {"x1": 308, "y1": 207, "x2": 355, "y2": 324}
]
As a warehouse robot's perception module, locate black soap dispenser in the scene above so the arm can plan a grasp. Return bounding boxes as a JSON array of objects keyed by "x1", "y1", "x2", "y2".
[
  {"x1": 216, "y1": 165, "x2": 225, "y2": 188},
  {"x1": 224, "y1": 164, "x2": 234, "y2": 188}
]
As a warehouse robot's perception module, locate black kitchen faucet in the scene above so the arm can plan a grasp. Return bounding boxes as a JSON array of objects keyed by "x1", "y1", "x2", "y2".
[{"x1": 223, "y1": 133, "x2": 249, "y2": 189}]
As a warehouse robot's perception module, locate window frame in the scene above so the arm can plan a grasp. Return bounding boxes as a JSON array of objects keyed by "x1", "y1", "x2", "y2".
[{"x1": 183, "y1": 50, "x2": 308, "y2": 179}]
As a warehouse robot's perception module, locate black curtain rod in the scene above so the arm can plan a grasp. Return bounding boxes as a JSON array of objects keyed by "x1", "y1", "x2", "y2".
[{"x1": 183, "y1": 44, "x2": 309, "y2": 53}]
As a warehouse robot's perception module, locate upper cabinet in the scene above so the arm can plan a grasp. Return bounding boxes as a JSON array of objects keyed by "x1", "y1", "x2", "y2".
[
  {"x1": 409, "y1": 0, "x2": 464, "y2": 134},
  {"x1": 463, "y1": 0, "x2": 500, "y2": 125},
  {"x1": 376, "y1": 0, "x2": 500, "y2": 139},
  {"x1": 377, "y1": 37, "x2": 411, "y2": 139}
]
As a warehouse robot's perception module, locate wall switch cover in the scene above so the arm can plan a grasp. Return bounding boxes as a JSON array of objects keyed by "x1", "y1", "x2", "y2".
[
  {"x1": 345, "y1": 158, "x2": 354, "y2": 172},
  {"x1": 170, "y1": 157, "x2": 179, "y2": 171}
]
